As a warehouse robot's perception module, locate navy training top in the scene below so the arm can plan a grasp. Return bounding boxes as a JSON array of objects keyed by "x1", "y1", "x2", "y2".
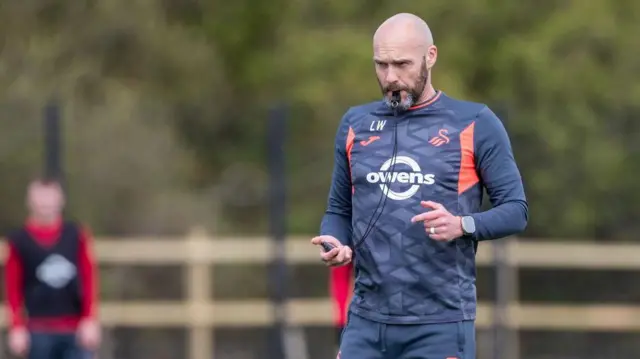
[{"x1": 320, "y1": 91, "x2": 528, "y2": 324}]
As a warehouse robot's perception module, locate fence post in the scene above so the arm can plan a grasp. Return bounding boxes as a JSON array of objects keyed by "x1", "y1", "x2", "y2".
[
  {"x1": 490, "y1": 104, "x2": 520, "y2": 359},
  {"x1": 492, "y1": 238, "x2": 519, "y2": 359},
  {"x1": 267, "y1": 104, "x2": 289, "y2": 359},
  {"x1": 187, "y1": 227, "x2": 213, "y2": 359}
]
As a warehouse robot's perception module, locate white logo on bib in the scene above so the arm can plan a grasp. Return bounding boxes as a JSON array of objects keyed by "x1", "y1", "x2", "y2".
[
  {"x1": 36, "y1": 254, "x2": 77, "y2": 289},
  {"x1": 365, "y1": 156, "x2": 436, "y2": 200}
]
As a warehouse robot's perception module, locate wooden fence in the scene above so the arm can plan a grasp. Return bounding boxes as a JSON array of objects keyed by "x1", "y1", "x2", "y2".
[{"x1": 2, "y1": 231, "x2": 640, "y2": 359}]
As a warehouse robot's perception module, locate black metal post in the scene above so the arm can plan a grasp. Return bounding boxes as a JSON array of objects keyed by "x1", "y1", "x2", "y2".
[
  {"x1": 267, "y1": 104, "x2": 289, "y2": 359},
  {"x1": 44, "y1": 99, "x2": 63, "y2": 182}
]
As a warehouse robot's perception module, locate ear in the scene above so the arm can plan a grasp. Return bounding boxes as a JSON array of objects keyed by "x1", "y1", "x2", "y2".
[{"x1": 426, "y1": 45, "x2": 438, "y2": 69}]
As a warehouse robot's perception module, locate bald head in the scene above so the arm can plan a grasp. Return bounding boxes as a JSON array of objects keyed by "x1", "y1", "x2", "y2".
[
  {"x1": 374, "y1": 13, "x2": 433, "y2": 51},
  {"x1": 373, "y1": 13, "x2": 438, "y2": 111}
]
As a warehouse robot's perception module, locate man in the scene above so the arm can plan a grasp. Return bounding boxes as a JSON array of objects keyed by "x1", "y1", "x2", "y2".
[
  {"x1": 311, "y1": 13, "x2": 528, "y2": 359},
  {"x1": 4, "y1": 179, "x2": 100, "y2": 359}
]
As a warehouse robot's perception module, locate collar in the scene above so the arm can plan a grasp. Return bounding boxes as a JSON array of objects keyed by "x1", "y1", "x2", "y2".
[
  {"x1": 373, "y1": 90, "x2": 444, "y2": 116},
  {"x1": 25, "y1": 216, "x2": 63, "y2": 234}
]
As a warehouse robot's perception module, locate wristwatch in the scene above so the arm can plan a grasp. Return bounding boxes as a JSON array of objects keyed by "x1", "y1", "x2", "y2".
[{"x1": 461, "y1": 216, "x2": 476, "y2": 237}]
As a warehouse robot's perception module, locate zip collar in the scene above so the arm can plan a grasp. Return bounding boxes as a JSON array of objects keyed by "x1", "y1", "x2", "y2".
[{"x1": 373, "y1": 91, "x2": 444, "y2": 116}]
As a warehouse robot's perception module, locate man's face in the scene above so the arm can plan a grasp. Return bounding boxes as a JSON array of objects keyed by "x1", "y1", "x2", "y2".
[
  {"x1": 374, "y1": 42, "x2": 435, "y2": 111},
  {"x1": 27, "y1": 183, "x2": 64, "y2": 220}
]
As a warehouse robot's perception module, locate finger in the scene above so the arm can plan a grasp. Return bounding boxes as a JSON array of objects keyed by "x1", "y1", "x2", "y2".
[
  {"x1": 311, "y1": 235, "x2": 342, "y2": 247},
  {"x1": 423, "y1": 219, "x2": 447, "y2": 228},
  {"x1": 343, "y1": 247, "x2": 353, "y2": 261},
  {"x1": 411, "y1": 209, "x2": 446, "y2": 223},
  {"x1": 330, "y1": 255, "x2": 352, "y2": 267},
  {"x1": 425, "y1": 224, "x2": 448, "y2": 237},
  {"x1": 424, "y1": 224, "x2": 449, "y2": 234},
  {"x1": 321, "y1": 247, "x2": 339, "y2": 258},
  {"x1": 311, "y1": 235, "x2": 338, "y2": 245},
  {"x1": 326, "y1": 237, "x2": 343, "y2": 247},
  {"x1": 421, "y1": 201, "x2": 445, "y2": 210},
  {"x1": 335, "y1": 247, "x2": 346, "y2": 263},
  {"x1": 320, "y1": 248, "x2": 340, "y2": 261},
  {"x1": 428, "y1": 233, "x2": 448, "y2": 241},
  {"x1": 311, "y1": 235, "x2": 330, "y2": 245},
  {"x1": 320, "y1": 241, "x2": 337, "y2": 252},
  {"x1": 328, "y1": 259, "x2": 351, "y2": 267}
]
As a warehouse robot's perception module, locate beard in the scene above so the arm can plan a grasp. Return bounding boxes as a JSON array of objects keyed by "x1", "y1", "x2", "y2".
[{"x1": 380, "y1": 57, "x2": 429, "y2": 111}]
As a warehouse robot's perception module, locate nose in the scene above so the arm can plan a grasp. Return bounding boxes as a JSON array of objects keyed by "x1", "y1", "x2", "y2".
[{"x1": 385, "y1": 69, "x2": 400, "y2": 85}]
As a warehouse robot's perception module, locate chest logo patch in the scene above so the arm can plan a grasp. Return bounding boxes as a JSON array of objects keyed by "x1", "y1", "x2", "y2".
[
  {"x1": 366, "y1": 156, "x2": 436, "y2": 200},
  {"x1": 36, "y1": 254, "x2": 77, "y2": 289},
  {"x1": 428, "y1": 129, "x2": 450, "y2": 147}
]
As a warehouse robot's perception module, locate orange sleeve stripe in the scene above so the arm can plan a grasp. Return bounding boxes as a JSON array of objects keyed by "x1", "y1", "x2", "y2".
[
  {"x1": 346, "y1": 127, "x2": 355, "y2": 166},
  {"x1": 346, "y1": 127, "x2": 356, "y2": 194},
  {"x1": 458, "y1": 122, "x2": 480, "y2": 194}
]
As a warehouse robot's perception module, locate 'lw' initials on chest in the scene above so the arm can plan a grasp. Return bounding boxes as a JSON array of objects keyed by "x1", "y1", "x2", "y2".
[{"x1": 370, "y1": 120, "x2": 387, "y2": 132}]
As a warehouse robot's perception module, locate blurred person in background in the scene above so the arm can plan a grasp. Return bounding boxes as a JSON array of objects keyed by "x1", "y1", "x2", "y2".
[
  {"x1": 312, "y1": 12, "x2": 527, "y2": 359},
  {"x1": 4, "y1": 179, "x2": 100, "y2": 359},
  {"x1": 330, "y1": 263, "x2": 353, "y2": 344}
]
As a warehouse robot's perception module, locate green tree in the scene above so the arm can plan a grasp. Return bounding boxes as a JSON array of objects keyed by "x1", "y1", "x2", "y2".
[{"x1": 0, "y1": 0, "x2": 638, "y2": 239}]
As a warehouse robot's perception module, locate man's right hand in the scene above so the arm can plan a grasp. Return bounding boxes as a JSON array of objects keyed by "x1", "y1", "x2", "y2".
[
  {"x1": 8, "y1": 326, "x2": 29, "y2": 357},
  {"x1": 311, "y1": 235, "x2": 352, "y2": 267}
]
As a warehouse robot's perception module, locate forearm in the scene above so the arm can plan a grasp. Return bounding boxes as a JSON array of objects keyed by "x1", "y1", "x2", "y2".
[
  {"x1": 471, "y1": 200, "x2": 528, "y2": 241},
  {"x1": 321, "y1": 212, "x2": 352, "y2": 246},
  {"x1": 472, "y1": 107, "x2": 528, "y2": 241},
  {"x1": 321, "y1": 111, "x2": 354, "y2": 247}
]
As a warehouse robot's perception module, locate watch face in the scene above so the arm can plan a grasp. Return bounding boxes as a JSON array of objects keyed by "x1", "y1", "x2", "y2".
[{"x1": 462, "y1": 216, "x2": 476, "y2": 234}]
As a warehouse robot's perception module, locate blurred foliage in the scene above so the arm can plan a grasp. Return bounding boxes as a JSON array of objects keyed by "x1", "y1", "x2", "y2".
[{"x1": 0, "y1": 0, "x2": 639, "y2": 240}]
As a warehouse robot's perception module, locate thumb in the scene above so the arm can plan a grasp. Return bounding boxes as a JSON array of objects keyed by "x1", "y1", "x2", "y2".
[
  {"x1": 310, "y1": 235, "x2": 327, "y2": 245},
  {"x1": 311, "y1": 235, "x2": 341, "y2": 246},
  {"x1": 323, "y1": 236, "x2": 343, "y2": 247}
]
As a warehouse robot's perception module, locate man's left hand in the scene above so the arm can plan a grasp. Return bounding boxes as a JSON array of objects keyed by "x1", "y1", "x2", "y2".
[
  {"x1": 77, "y1": 318, "x2": 101, "y2": 350},
  {"x1": 410, "y1": 201, "x2": 463, "y2": 242}
]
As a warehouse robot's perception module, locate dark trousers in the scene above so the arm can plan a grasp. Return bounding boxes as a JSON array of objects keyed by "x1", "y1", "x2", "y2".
[
  {"x1": 28, "y1": 332, "x2": 91, "y2": 359},
  {"x1": 338, "y1": 313, "x2": 476, "y2": 359}
]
